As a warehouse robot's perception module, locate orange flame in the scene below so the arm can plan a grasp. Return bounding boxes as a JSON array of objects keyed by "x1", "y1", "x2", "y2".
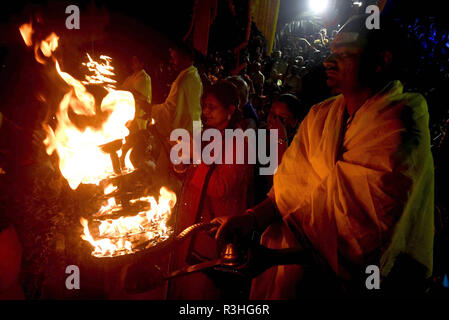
[
  {"x1": 18, "y1": 22, "x2": 136, "y2": 189},
  {"x1": 81, "y1": 187, "x2": 177, "y2": 257},
  {"x1": 40, "y1": 32, "x2": 59, "y2": 57},
  {"x1": 124, "y1": 148, "x2": 134, "y2": 171},
  {"x1": 20, "y1": 22, "x2": 177, "y2": 257},
  {"x1": 19, "y1": 22, "x2": 33, "y2": 47},
  {"x1": 82, "y1": 54, "x2": 117, "y2": 90},
  {"x1": 43, "y1": 58, "x2": 135, "y2": 189},
  {"x1": 20, "y1": 22, "x2": 60, "y2": 64}
]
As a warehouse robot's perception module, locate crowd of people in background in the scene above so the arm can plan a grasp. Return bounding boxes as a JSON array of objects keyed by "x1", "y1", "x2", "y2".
[
  {"x1": 2, "y1": 7, "x2": 449, "y2": 300},
  {"x1": 193, "y1": 26, "x2": 333, "y2": 135},
  {"x1": 169, "y1": 16, "x2": 449, "y2": 144},
  {"x1": 148, "y1": 15, "x2": 448, "y2": 299}
]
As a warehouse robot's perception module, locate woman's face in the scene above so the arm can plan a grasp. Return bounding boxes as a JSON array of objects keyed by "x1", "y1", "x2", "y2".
[
  {"x1": 202, "y1": 94, "x2": 234, "y2": 130},
  {"x1": 267, "y1": 101, "x2": 298, "y2": 132}
]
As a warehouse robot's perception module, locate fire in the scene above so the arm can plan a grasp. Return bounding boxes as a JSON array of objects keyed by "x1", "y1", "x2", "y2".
[
  {"x1": 20, "y1": 22, "x2": 59, "y2": 64},
  {"x1": 40, "y1": 33, "x2": 59, "y2": 58},
  {"x1": 42, "y1": 57, "x2": 135, "y2": 189},
  {"x1": 82, "y1": 54, "x2": 117, "y2": 90},
  {"x1": 19, "y1": 22, "x2": 135, "y2": 189},
  {"x1": 19, "y1": 22, "x2": 33, "y2": 46},
  {"x1": 81, "y1": 187, "x2": 176, "y2": 257},
  {"x1": 124, "y1": 148, "x2": 134, "y2": 170},
  {"x1": 20, "y1": 21, "x2": 177, "y2": 257},
  {"x1": 104, "y1": 183, "x2": 117, "y2": 195}
]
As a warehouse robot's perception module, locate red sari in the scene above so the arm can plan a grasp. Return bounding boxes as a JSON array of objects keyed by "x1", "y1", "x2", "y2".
[{"x1": 168, "y1": 128, "x2": 254, "y2": 299}]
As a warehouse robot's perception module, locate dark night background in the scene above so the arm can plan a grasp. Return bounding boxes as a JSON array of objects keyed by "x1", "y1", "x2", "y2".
[{"x1": 0, "y1": 0, "x2": 448, "y2": 299}]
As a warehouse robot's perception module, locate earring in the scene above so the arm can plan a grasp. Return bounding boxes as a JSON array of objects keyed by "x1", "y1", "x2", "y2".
[{"x1": 227, "y1": 114, "x2": 231, "y2": 120}]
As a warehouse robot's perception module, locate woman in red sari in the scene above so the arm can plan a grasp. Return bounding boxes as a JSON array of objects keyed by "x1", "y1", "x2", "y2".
[{"x1": 168, "y1": 80, "x2": 254, "y2": 299}]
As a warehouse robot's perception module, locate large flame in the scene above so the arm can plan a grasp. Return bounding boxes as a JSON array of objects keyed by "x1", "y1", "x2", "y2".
[
  {"x1": 19, "y1": 22, "x2": 33, "y2": 47},
  {"x1": 20, "y1": 21, "x2": 177, "y2": 257},
  {"x1": 43, "y1": 58, "x2": 135, "y2": 189},
  {"x1": 81, "y1": 187, "x2": 176, "y2": 257},
  {"x1": 20, "y1": 22, "x2": 135, "y2": 189}
]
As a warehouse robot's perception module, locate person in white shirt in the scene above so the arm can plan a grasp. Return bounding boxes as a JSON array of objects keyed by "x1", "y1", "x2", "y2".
[
  {"x1": 151, "y1": 43, "x2": 202, "y2": 138},
  {"x1": 147, "y1": 42, "x2": 203, "y2": 190},
  {"x1": 122, "y1": 55, "x2": 152, "y2": 131}
]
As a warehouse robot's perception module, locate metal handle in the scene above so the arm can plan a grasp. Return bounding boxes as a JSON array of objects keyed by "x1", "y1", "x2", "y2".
[{"x1": 174, "y1": 221, "x2": 219, "y2": 242}]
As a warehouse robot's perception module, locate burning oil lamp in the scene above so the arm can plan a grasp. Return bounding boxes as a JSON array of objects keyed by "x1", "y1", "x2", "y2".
[{"x1": 19, "y1": 21, "x2": 178, "y2": 259}]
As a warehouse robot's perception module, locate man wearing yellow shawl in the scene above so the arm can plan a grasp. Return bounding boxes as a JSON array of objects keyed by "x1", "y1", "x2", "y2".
[{"x1": 216, "y1": 15, "x2": 434, "y2": 298}]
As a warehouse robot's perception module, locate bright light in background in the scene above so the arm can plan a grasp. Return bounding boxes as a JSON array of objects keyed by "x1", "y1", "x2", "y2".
[
  {"x1": 309, "y1": 0, "x2": 329, "y2": 14},
  {"x1": 353, "y1": 1, "x2": 363, "y2": 7}
]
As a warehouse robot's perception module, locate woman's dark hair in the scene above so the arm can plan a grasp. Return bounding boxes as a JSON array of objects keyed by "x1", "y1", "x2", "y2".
[
  {"x1": 274, "y1": 94, "x2": 307, "y2": 122},
  {"x1": 202, "y1": 80, "x2": 240, "y2": 110},
  {"x1": 202, "y1": 80, "x2": 242, "y2": 128}
]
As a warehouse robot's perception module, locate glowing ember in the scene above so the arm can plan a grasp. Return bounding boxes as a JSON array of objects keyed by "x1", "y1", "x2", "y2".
[
  {"x1": 81, "y1": 187, "x2": 176, "y2": 257},
  {"x1": 82, "y1": 54, "x2": 117, "y2": 90}
]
